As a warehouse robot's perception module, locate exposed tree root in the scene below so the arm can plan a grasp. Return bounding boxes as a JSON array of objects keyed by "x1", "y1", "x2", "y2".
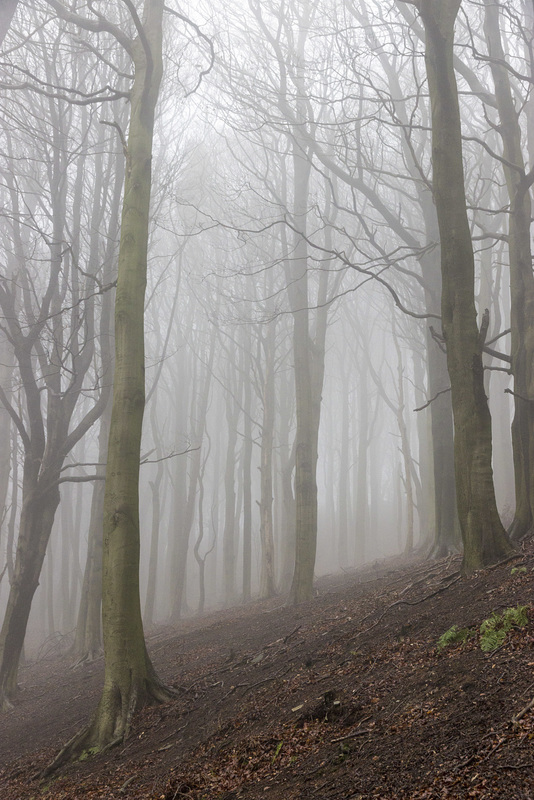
[
  {"x1": 41, "y1": 674, "x2": 176, "y2": 779},
  {"x1": 70, "y1": 649, "x2": 103, "y2": 670}
]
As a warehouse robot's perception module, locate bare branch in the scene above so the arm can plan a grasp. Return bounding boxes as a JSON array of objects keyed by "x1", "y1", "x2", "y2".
[
  {"x1": 163, "y1": 4, "x2": 215, "y2": 96},
  {"x1": 44, "y1": 0, "x2": 134, "y2": 55},
  {"x1": 414, "y1": 386, "x2": 451, "y2": 413}
]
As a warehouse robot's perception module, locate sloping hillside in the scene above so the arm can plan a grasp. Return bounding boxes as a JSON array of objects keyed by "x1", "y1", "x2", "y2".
[{"x1": 2, "y1": 545, "x2": 534, "y2": 799}]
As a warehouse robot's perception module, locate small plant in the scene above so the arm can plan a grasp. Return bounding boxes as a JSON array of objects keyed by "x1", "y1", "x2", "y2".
[
  {"x1": 479, "y1": 605, "x2": 529, "y2": 652},
  {"x1": 511, "y1": 566, "x2": 527, "y2": 575},
  {"x1": 437, "y1": 624, "x2": 473, "y2": 652},
  {"x1": 271, "y1": 741, "x2": 283, "y2": 764}
]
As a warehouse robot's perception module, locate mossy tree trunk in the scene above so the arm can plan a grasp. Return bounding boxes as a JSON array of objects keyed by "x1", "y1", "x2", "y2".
[
  {"x1": 87, "y1": 0, "x2": 169, "y2": 747},
  {"x1": 408, "y1": 0, "x2": 513, "y2": 572},
  {"x1": 47, "y1": 0, "x2": 171, "y2": 766},
  {"x1": 483, "y1": 0, "x2": 534, "y2": 541}
]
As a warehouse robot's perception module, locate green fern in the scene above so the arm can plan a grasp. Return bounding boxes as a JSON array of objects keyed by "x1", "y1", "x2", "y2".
[
  {"x1": 479, "y1": 605, "x2": 529, "y2": 652},
  {"x1": 437, "y1": 624, "x2": 473, "y2": 652}
]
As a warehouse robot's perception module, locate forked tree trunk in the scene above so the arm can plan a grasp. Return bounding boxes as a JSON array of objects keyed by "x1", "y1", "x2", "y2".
[{"x1": 411, "y1": 0, "x2": 513, "y2": 571}]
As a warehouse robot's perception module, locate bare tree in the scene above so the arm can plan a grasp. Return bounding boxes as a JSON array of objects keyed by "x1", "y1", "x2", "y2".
[{"x1": 400, "y1": 0, "x2": 513, "y2": 571}]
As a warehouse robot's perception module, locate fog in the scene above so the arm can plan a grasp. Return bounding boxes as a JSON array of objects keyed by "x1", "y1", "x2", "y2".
[{"x1": 0, "y1": 0, "x2": 523, "y2": 669}]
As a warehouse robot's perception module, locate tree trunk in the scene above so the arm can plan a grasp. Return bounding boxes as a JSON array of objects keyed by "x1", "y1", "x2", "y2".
[
  {"x1": 483, "y1": 0, "x2": 534, "y2": 541},
  {"x1": 337, "y1": 362, "x2": 350, "y2": 567},
  {"x1": 241, "y1": 344, "x2": 253, "y2": 603},
  {"x1": 0, "y1": 479, "x2": 60, "y2": 706},
  {"x1": 354, "y1": 358, "x2": 369, "y2": 565},
  {"x1": 288, "y1": 145, "x2": 318, "y2": 603},
  {"x1": 71, "y1": 402, "x2": 110, "y2": 663},
  {"x1": 46, "y1": 1, "x2": 172, "y2": 766},
  {"x1": 415, "y1": 0, "x2": 513, "y2": 571},
  {"x1": 258, "y1": 319, "x2": 277, "y2": 598},
  {"x1": 144, "y1": 456, "x2": 164, "y2": 627},
  {"x1": 223, "y1": 386, "x2": 238, "y2": 606},
  {"x1": 170, "y1": 328, "x2": 215, "y2": 620}
]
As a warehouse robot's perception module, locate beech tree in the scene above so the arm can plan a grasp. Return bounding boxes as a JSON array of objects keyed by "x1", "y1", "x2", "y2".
[
  {"x1": 43, "y1": 0, "x2": 175, "y2": 764},
  {"x1": 480, "y1": 0, "x2": 534, "y2": 540},
  {"x1": 401, "y1": 0, "x2": 513, "y2": 571}
]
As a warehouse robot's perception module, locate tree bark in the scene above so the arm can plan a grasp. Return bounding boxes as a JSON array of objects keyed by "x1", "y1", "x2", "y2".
[
  {"x1": 483, "y1": 0, "x2": 534, "y2": 541},
  {"x1": 259, "y1": 320, "x2": 276, "y2": 598},
  {"x1": 288, "y1": 144, "x2": 318, "y2": 603},
  {"x1": 413, "y1": 0, "x2": 513, "y2": 571},
  {"x1": 46, "y1": 1, "x2": 172, "y2": 766}
]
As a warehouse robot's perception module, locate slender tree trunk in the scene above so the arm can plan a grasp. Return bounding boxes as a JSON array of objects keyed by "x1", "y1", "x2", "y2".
[
  {"x1": 144, "y1": 455, "x2": 164, "y2": 627},
  {"x1": 241, "y1": 348, "x2": 253, "y2": 603},
  {"x1": 393, "y1": 336, "x2": 415, "y2": 553},
  {"x1": 72, "y1": 402, "x2": 111, "y2": 663},
  {"x1": 354, "y1": 359, "x2": 369, "y2": 565},
  {"x1": 0, "y1": 336, "x2": 13, "y2": 559},
  {"x1": 279, "y1": 368, "x2": 296, "y2": 592},
  {"x1": 223, "y1": 386, "x2": 238, "y2": 606},
  {"x1": 171, "y1": 328, "x2": 215, "y2": 620},
  {"x1": 337, "y1": 365, "x2": 350, "y2": 567},
  {"x1": 60, "y1": 489, "x2": 73, "y2": 632},
  {"x1": 412, "y1": 343, "x2": 433, "y2": 546},
  {"x1": 259, "y1": 320, "x2": 277, "y2": 598}
]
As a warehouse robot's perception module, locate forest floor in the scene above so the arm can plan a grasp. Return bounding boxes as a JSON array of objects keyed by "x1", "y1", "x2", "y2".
[{"x1": 2, "y1": 543, "x2": 534, "y2": 799}]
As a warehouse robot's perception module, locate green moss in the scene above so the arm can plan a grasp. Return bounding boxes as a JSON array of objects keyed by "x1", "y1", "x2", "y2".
[{"x1": 78, "y1": 746, "x2": 99, "y2": 762}]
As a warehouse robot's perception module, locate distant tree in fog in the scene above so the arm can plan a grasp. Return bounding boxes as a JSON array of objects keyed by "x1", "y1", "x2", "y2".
[{"x1": 0, "y1": 22, "x2": 116, "y2": 707}]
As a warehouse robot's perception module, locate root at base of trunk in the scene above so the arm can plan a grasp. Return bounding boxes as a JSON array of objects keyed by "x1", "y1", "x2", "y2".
[{"x1": 42, "y1": 676, "x2": 176, "y2": 778}]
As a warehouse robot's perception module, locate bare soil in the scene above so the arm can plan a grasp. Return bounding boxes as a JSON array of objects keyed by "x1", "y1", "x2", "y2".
[{"x1": 2, "y1": 543, "x2": 534, "y2": 799}]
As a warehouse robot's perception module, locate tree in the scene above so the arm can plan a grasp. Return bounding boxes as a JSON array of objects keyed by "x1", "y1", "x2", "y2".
[
  {"x1": 401, "y1": 0, "x2": 513, "y2": 572},
  {"x1": 0, "y1": 30, "x2": 114, "y2": 705},
  {"x1": 45, "y1": 0, "x2": 173, "y2": 764},
  {"x1": 481, "y1": 0, "x2": 534, "y2": 541}
]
